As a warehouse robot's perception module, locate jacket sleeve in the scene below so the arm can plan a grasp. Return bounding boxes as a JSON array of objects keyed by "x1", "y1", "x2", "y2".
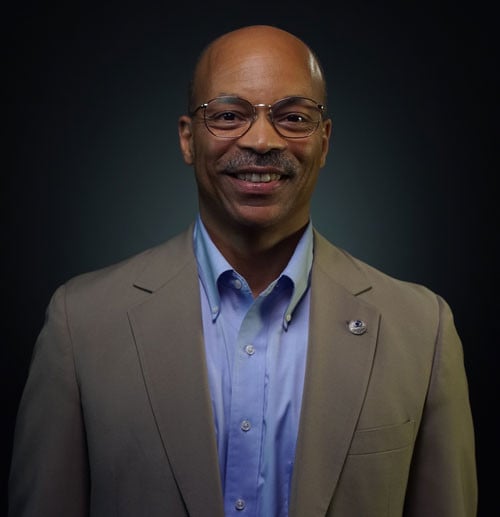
[
  {"x1": 404, "y1": 295, "x2": 477, "y2": 516},
  {"x1": 9, "y1": 285, "x2": 90, "y2": 517}
]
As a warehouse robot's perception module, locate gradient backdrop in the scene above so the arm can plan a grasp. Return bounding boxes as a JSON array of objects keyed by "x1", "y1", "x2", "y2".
[{"x1": 3, "y1": 1, "x2": 497, "y2": 515}]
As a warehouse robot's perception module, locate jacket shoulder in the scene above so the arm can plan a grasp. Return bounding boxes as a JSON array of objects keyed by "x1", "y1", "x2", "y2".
[
  {"x1": 313, "y1": 230, "x2": 442, "y2": 314},
  {"x1": 61, "y1": 224, "x2": 196, "y2": 303}
]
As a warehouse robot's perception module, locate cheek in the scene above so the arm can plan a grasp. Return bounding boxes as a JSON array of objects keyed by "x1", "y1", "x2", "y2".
[
  {"x1": 192, "y1": 135, "x2": 231, "y2": 167},
  {"x1": 290, "y1": 139, "x2": 324, "y2": 169},
  {"x1": 312, "y1": 136, "x2": 329, "y2": 169}
]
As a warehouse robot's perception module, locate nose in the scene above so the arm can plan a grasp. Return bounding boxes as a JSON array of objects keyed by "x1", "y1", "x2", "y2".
[{"x1": 237, "y1": 108, "x2": 287, "y2": 153}]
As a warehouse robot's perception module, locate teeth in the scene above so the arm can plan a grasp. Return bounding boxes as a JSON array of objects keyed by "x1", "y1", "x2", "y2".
[{"x1": 235, "y1": 173, "x2": 281, "y2": 183}]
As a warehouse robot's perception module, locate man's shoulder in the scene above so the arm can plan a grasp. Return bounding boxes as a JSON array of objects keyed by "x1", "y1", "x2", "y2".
[
  {"x1": 313, "y1": 230, "x2": 440, "y2": 310},
  {"x1": 62, "y1": 224, "x2": 196, "y2": 301}
]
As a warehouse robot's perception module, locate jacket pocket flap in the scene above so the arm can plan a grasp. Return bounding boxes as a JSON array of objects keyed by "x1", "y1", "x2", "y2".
[{"x1": 349, "y1": 420, "x2": 415, "y2": 455}]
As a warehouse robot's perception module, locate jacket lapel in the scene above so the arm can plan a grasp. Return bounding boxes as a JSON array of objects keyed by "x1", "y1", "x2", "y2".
[
  {"x1": 290, "y1": 232, "x2": 380, "y2": 516},
  {"x1": 127, "y1": 228, "x2": 224, "y2": 517}
]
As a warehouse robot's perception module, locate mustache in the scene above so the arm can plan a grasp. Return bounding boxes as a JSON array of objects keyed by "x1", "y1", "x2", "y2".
[{"x1": 219, "y1": 151, "x2": 299, "y2": 176}]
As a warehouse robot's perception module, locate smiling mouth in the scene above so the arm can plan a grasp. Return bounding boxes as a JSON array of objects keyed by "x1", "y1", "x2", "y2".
[{"x1": 234, "y1": 172, "x2": 283, "y2": 183}]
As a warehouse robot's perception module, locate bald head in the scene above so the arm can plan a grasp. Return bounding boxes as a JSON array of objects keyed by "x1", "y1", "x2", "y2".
[
  {"x1": 188, "y1": 25, "x2": 327, "y2": 111},
  {"x1": 178, "y1": 23, "x2": 332, "y2": 250}
]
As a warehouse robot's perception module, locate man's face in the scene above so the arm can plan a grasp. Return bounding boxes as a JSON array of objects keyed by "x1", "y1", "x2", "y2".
[{"x1": 179, "y1": 30, "x2": 332, "y2": 238}]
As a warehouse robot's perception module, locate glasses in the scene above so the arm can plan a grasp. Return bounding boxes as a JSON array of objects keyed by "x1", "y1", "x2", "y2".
[{"x1": 190, "y1": 96, "x2": 326, "y2": 139}]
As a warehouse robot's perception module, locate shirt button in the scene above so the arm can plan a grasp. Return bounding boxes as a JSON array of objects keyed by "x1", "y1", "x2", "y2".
[
  {"x1": 244, "y1": 344, "x2": 255, "y2": 356},
  {"x1": 233, "y1": 278, "x2": 242, "y2": 289},
  {"x1": 235, "y1": 499, "x2": 246, "y2": 511},
  {"x1": 240, "y1": 420, "x2": 251, "y2": 432}
]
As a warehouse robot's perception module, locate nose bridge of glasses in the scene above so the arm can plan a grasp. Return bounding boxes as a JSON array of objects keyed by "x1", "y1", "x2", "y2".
[
  {"x1": 246, "y1": 103, "x2": 285, "y2": 141},
  {"x1": 252, "y1": 103, "x2": 273, "y2": 121}
]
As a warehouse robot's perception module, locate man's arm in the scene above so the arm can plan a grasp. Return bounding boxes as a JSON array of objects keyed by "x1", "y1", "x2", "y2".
[
  {"x1": 404, "y1": 296, "x2": 477, "y2": 516},
  {"x1": 9, "y1": 285, "x2": 90, "y2": 517}
]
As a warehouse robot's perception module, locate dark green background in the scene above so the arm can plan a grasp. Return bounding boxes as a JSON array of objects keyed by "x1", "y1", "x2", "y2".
[{"x1": 3, "y1": 1, "x2": 496, "y2": 515}]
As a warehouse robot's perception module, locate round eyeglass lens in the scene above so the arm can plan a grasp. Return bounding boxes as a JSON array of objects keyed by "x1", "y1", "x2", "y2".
[
  {"x1": 204, "y1": 97, "x2": 253, "y2": 137},
  {"x1": 271, "y1": 97, "x2": 322, "y2": 138}
]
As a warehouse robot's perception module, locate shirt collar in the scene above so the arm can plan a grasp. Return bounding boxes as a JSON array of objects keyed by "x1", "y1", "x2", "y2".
[
  {"x1": 193, "y1": 214, "x2": 313, "y2": 329},
  {"x1": 193, "y1": 215, "x2": 233, "y2": 320}
]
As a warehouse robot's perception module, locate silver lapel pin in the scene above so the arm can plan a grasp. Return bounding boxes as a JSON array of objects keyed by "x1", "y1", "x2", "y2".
[{"x1": 348, "y1": 319, "x2": 367, "y2": 335}]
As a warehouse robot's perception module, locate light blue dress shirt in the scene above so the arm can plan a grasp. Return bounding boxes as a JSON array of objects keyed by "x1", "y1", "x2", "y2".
[{"x1": 193, "y1": 216, "x2": 313, "y2": 516}]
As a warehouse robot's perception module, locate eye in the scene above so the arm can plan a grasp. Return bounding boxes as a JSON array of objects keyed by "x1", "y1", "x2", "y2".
[
  {"x1": 205, "y1": 102, "x2": 251, "y2": 128},
  {"x1": 222, "y1": 111, "x2": 236, "y2": 120},
  {"x1": 274, "y1": 109, "x2": 315, "y2": 127},
  {"x1": 283, "y1": 113, "x2": 309, "y2": 123},
  {"x1": 211, "y1": 110, "x2": 241, "y2": 122}
]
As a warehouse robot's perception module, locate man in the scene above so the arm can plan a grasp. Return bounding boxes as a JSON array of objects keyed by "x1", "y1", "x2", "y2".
[{"x1": 9, "y1": 25, "x2": 477, "y2": 516}]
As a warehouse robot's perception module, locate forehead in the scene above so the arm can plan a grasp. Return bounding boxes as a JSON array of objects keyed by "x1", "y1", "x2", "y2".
[{"x1": 193, "y1": 29, "x2": 324, "y2": 104}]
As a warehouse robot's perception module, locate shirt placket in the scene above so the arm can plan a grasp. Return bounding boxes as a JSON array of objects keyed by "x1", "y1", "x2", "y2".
[{"x1": 224, "y1": 295, "x2": 267, "y2": 516}]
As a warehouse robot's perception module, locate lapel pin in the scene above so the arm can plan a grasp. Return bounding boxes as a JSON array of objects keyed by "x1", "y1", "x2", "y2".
[{"x1": 348, "y1": 319, "x2": 367, "y2": 335}]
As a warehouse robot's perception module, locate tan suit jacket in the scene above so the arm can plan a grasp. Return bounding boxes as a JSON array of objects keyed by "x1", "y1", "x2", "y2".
[{"x1": 9, "y1": 225, "x2": 477, "y2": 516}]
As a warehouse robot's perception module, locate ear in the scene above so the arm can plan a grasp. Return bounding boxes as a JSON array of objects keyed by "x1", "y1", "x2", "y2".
[
  {"x1": 178, "y1": 115, "x2": 195, "y2": 165},
  {"x1": 319, "y1": 117, "x2": 333, "y2": 168}
]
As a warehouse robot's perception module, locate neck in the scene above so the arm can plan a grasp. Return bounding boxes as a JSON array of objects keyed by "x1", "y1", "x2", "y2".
[{"x1": 200, "y1": 217, "x2": 309, "y2": 297}]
